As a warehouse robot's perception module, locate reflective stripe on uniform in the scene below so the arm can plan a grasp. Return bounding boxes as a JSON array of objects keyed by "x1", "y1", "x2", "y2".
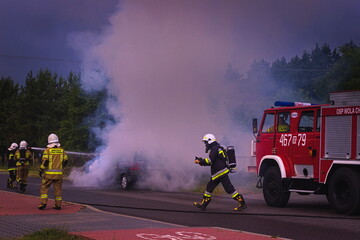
[
  {"x1": 55, "y1": 197, "x2": 62, "y2": 201},
  {"x1": 231, "y1": 191, "x2": 239, "y2": 198},
  {"x1": 218, "y1": 149, "x2": 226, "y2": 158},
  {"x1": 41, "y1": 194, "x2": 48, "y2": 199},
  {"x1": 205, "y1": 158, "x2": 211, "y2": 164},
  {"x1": 42, "y1": 153, "x2": 49, "y2": 160},
  {"x1": 49, "y1": 149, "x2": 64, "y2": 154},
  {"x1": 211, "y1": 168, "x2": 230, "y2": 180},
  {"x1": 8, "y1": 168, "x2": 16, "y2": 171},
  {"x1": 204, "y1": 192, "x2": 212, "y2": 198},
  {"x1": 45, "y1": 169, "x2": 63, "y2": 174}
]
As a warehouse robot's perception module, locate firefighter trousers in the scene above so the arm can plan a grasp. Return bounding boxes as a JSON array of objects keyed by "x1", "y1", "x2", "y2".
[
  {"x1": 40, "y1": 177, "x2": 63, "y2": 207},
  {"x1": 7, "y1": 170, "x2": 16, "y2": 187},
  {"x1": 205, "y1": 174, "x2": 236, "y2": 195},
  {"x1": 16, "y1": 165, "x2": 29, "y2": 185}
]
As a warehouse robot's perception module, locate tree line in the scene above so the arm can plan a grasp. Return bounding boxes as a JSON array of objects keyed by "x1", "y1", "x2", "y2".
[
  {"x1": 224, "y1": 41, "x2": 360, "y2": 125},
  {"x1": 270, "y1": 43, "x2": 340, "y2": 101},
  {"x1": 272, "y1": 41, "x2": 360, "y2": 102},
  {"x1": 0, "y1": 70, "x2": 113, "y2": 157}
]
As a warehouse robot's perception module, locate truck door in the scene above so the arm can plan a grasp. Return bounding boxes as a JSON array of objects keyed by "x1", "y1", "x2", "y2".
[
  {"x1": 256, "y1": 112, "x2": 276, "y2": 165},
  {"x1": 275, "y1": 111, "x2": 291, "y2": 160},
  {"x1": 291, "y1": 109, "x2": 320, "y2": 178}
]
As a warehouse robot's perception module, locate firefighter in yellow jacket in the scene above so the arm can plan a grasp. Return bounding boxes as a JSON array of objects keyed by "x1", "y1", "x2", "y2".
[
  {"x1": 38, "y1": 133, "x2": 68, "y2": 210},
  {"x1": 6, "y1": 143, "x2": 18, "y2": 188},
  {"x1": 15, "y1": 140, "x2": 32, "y2": 193}
]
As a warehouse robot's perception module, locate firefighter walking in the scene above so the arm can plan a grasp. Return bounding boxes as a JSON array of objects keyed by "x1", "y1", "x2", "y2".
[
  {"x1": 15, "y1": 141, "x2": 32, "y2": 193},
  {"x1": 193, "y1": 134, "x2": 247, "y2": 211},
  {"x1": 6, "y1": 143, "x2": 18, "y2": 188},
  {"x1": 38, "y1": 133, "x2": 68, "y2": 210}
]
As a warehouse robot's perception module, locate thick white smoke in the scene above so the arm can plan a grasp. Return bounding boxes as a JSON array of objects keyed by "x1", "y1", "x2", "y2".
[{"x1": 69, "y1": 1, "x2": 255, "y2": 190}]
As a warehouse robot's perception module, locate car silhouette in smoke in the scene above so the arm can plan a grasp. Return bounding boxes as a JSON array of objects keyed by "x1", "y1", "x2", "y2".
[
  {"x1": 116, "y1": 160, "x2": 142, "y2": 190},
  {"x1": 115, "y1": 156, "x2": 169, "y2": 190},
  {"x1": 113, "y1": 152, "x2": 146, "y2": 190}
]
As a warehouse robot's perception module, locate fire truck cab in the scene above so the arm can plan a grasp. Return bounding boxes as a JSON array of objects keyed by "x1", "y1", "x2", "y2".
[{"x1": 252, "y1": 91, "x2": 360, "y2": 214}]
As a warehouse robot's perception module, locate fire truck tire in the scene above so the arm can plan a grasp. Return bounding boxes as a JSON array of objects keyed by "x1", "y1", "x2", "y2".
[
  {"x1": 263, "y1": 166, "x2": 290, "y2": 207},
  {"x1": 327, "y1": 167, "x2": 360, "y2": 215}
]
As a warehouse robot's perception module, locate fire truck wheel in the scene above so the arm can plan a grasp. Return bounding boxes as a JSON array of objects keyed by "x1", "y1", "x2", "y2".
[
  {"x1": 263, "y1": 166, "x2": 290, "y2": 207},
  {"x1": 120, "y1": 174, "x2": 130, "y2": 190},
  {"x1": 328, "y1": 167, "x2": 360, "y2": 215}
]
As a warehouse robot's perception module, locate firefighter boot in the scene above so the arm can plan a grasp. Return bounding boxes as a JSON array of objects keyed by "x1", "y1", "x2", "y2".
[
  {"x1": 9, "y1": 179, "x2": 16, "y2": 189},
  {"x1": 233, "y1": 194, "x2": 247, "y2": 211},
  {"x1": 19, "y1": 183, "x2": 26, "y2": 193},
  {"x1": 53, "y1": 205, "x2": 61, "y2": 210},
  {"x1": 193, "y1": 196, "x2": 212, "y2": 211},
  {"x1": 38, "y1": 204, "x2": 47, "y2": 210}
]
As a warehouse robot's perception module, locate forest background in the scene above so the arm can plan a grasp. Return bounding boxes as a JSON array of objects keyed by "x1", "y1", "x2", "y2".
[{"x1": 1, "y1": 41, "x2": 359, "y2": 157}]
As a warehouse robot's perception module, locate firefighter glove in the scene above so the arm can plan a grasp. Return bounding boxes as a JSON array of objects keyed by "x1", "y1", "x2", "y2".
[{"x1": 195, "y1": 156, "x2": 203, "y2": 164}]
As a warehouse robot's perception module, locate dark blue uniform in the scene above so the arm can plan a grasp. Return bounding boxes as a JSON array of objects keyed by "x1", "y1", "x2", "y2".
[
  {"x1": 194, "y1": 141, "x2": 247, "y2": 211},
  {"x1": 198, "y1": 142, "x2": 237, "y2": 197}
]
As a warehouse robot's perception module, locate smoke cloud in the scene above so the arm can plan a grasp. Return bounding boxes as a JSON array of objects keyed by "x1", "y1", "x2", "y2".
[{"x1": 69, "y1": 1, "x2": 262, "y2": 190}]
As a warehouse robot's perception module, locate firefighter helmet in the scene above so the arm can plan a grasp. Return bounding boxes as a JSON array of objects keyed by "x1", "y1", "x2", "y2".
[
  {"x1": 202, "y1": 134, "x2": 216, "y2": 144},
  {"x1": 19, "y1": 141, "x2": 27, "y2": 149},
  {"x1": 8, "y1": 142, "x2": 18, "y2": 151},
  {"x1": 47, "y1": 133, "x2": 60, "y2": 147}
]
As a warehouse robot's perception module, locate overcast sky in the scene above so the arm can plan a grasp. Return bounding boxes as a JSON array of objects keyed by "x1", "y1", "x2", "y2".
[
  {"x1": 0, "y1": 0, "x2": 118, "y2": 84},
  {"x1": 1, "y1": 0, "x2": 360, "y2": 85}
]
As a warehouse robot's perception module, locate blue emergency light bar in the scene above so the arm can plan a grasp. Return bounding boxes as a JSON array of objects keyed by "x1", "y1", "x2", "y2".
[{"x1": 274, "y1": 101, "x2": 315, "y2": 107}]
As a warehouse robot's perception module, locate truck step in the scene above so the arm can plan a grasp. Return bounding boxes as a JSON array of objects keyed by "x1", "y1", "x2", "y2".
[{"x1": 288, "y1": 189, "x2": 315, "y2": 193}]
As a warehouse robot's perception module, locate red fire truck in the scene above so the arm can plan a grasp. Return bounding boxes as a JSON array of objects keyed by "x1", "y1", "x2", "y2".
[{"x1": 251, "y1": 90, "x2": 360, "y2": 214}]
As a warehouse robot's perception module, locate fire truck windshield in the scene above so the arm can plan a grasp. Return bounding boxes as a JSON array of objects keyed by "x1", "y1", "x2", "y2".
[{"x1": 262, "y1": 113, "x2": 275, "y2": 133}]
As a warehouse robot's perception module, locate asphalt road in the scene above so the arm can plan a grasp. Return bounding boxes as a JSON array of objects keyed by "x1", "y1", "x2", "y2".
[{"x1": 1, "y1": 173, "x2": 360, "y2": 240}]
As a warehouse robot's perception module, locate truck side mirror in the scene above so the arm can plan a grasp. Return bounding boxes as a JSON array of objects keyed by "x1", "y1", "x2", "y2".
[{"x1": 252, "y1": 118, "x2": 258, "y2": 134}]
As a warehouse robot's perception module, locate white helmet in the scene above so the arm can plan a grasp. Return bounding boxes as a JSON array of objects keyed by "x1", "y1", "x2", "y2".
[
  {"x1": 19, "y1": 141, "x2": 27, "y2": 149},
  {"x1": 47, "y1": 133, "x2": 60, "y2": 147},
  {"x1": 8, "y1": 142, "x2": 18, "y2": 151},
  {"x1": 202, "y1": 133, "x2": 216, "y2": 144}
]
